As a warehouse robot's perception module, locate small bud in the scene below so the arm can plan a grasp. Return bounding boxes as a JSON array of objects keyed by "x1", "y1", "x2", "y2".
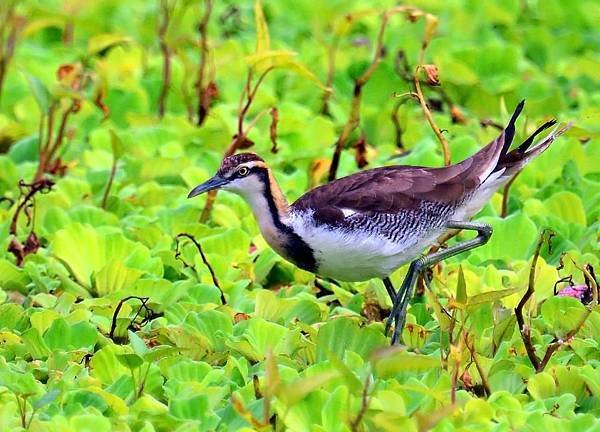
[
  {"x1": 451, "y1": 105, "x2": 466, "y2": 124},
  {"x1": 422, "y1": 64, "x2": 440, "y2": 86}
]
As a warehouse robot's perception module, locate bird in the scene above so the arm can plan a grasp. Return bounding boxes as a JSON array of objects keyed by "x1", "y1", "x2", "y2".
[{"x1": 188, "y1": 100, "x2": 571, "y2": 344}]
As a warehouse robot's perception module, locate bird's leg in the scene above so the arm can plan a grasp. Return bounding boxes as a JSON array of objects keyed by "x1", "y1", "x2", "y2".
[
  {"x1": 382, "y1": 277, "x2": 396, "y2": 300},
  {"x1": 382, "y1": 277, "x2": 402, "y2": 336},
  {"x1": 386, "y1": 221, "x2": 493, "y2": 345}
]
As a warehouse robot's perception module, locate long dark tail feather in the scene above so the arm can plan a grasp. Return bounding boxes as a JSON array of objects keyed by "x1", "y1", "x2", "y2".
[
  {"x1": 501, "y1": 99, "x2": 526, "y2": 157},
  {"x1": 497, "y1": 121, "x2": 573, "y2": 174},
  {"x1": 516, "y1": 119, "x2": 557, "y2": 153}
]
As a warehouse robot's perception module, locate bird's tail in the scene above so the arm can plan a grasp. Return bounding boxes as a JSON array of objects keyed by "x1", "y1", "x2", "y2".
[
  {"x1": 455, "y1": 101, "x2": 572, "y2": 219},
  {"x1": 494, "y1": 119, "x2": 573, "y2": 178}
]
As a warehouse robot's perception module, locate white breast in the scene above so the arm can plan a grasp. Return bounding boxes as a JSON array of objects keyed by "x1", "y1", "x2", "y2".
[{"x1": 286, "y1": 212, "x2": 444, "y2": 281}]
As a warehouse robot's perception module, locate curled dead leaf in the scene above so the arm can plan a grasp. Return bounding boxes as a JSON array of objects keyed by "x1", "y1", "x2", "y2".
[
  {"x1": 269, "y1": 107, "x2": 279, "y2": 153},
  {"x1": 234, "y1": 312, "x2": 250, "y2": 323},
  {"x1": 353, "y1": 135, "x2": 368, "y2": 169}
]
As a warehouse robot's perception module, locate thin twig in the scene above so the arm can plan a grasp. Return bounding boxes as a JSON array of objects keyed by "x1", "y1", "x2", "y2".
[
  {"x1": 514, "y1": 230, "x2": 549, "y2": 371},
  {"x1": 101, "y1": 156, "x2": 118, "y2": 209},
  {"x1": 175, "y1": 233, "x2": 225, "y2": 304},
  {"x1": 500, "y1": 171, "x2": 521, "y2": 218},
  {"x1": 413, "y1": 68, "x2": 450, "y2": 165},
  {"x1": 328, "y1": 6, "x2": 424, "y2": 181},
  {"x1": 9, "y1": 179, "x2": 54, "y2": 236},
  {"x1": 463, "y1": 332, "x2": 491, "y2": 397},
  {"x1": 320, "y1": 39, "x2": 338, "y2": 116},
  {"x1": 196, "y1": 0, "x2": 213, "y2": 126},
  {"x1": 538, "y1": 307, "x2": 591, "y2": 371},
  {"x1": 390, "y1": 100, "x2": 406, "y2": 150},
  {"x1": 512, "y1": 230, "x2": 591, "y2": 373},
  {"x1": 0, "y1": 2, "x2": 21, "y2": 105},
  {"x1": 200, "y1": 66, "x2": 274, "y2": 222},
  {"x1": 349, "y1": 375, "x2": 371, "y2": 432},
  {"x1": 157, "y1": 0, "x2": 173, "y2": 118},
  {"x1": 269, "y1": 107, "x2": 279, "y2": 153},
  {"x1": 328, "y1": 10, "x2": 390, "y2": 181},
  {"x1": 109, "y1": 296, "x2": 150, "y2": 342}
]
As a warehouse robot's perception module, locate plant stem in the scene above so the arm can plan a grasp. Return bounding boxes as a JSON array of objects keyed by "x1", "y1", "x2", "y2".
[
  {"x1": 463, "y1": 333, "x2": 491, "y2": 397},
  {"x1": 500, "y1": 171, "x2": 520, "y2": 218},
  {"x1": 175, "y1": 233, "x2": 225, "y2": 304},
  {"x1": 349, "y1": 375, "x2": 371, "y2": 432},
  {"x1": 413, "y1": 67, "x2": 450, "y2": 166},
  {"x1": 201, "y1": 66, "x2": 274, "y2": 222},
  {"x1": 515, "y1": 230, "x2": 548, "y2": 371},
  {"x1": 0, "y1": 2, "x2": 19, "y2": 106},
  {"x1": 196, "y1": 0, "x2": 213, "y2": 126},
  {"x1": 320, "y1": 40, "x2": 338, "y2": 116},
  {"x1": 157, "y1": 0, "x2": 173, "y2": 118},
  {"x1": 101, "y1": 155, "x2": 118, "y2": 209},
  {"x1": 328, "y1": 6, "x2": 423, "y2": 181}
]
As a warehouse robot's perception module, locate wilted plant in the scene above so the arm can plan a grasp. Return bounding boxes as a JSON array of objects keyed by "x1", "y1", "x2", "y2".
[
  {"x1": 0, "y1": 1, "x2": 25, "y2": 105},
  {"x1": 327, "y1": 6, "x2": 443, "y2": 181},
  {"x1": 200, "y1": 0, "x2": 323, "y2": 221}
]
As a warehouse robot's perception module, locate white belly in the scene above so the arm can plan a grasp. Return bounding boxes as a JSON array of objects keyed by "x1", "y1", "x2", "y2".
[{"x1": 288, "y1": 215, "x2": 444, "y2": 281}]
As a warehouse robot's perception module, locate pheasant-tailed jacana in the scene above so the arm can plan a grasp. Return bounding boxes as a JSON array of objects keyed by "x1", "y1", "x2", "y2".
[{"x1": 188, "y1": 100, "x2": 571, "y2": 344}]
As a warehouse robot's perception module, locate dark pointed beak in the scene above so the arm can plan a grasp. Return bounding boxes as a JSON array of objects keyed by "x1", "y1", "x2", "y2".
[{"x1": 187, "y1": 175, "x2": 228, "y2": 198}]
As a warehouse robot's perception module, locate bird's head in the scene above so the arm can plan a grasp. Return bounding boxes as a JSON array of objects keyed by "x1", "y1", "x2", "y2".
[{"x1": 187, "y1": 152, "x2": 269, "y2": 199}]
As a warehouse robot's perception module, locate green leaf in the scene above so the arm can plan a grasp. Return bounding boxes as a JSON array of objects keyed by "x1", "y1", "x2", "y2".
[
  {"x1": 527, "y1": 372, "x2": 556, "y2": 400},
  {"x1": 0, "y1": 260, "x2": 31, "y2": 293},
  {"x1": 545, "y1": 191, "x2": 587, "y2": 226},
  {"x1": 21, "y1": 328, "x2": 51, "y2": 360},
  {"x1": 456, "y1": 265, "x2": 468, "y2": 305},
  {"x1": 424, "y1": 289, "x2": 452, "y2": 331},
  {"x1": 24, "y1": 73, "x2": 51, "y2": 114},
  {"x1": 88, "y1": 33, "x2": 131, "y2": 56},
  {"x1": 327, "y1": 351, "x2": 363, "y2": 392},
  {"x1": 467, "y1": 286, "x2": 522, "y2": 307},
  {"x1": 316, "y1": 317, "x2": 386, "y2": 362},
  {"x1": 371, "y1": 348, "x2": 440, "y2": 378},
  {"x1": 51, "y1": 223, "x2": 161, "y2": 288},
  {"x1": 117, "y1": 353, "x2": 144, "y2": 370},
  {"x1": 322, "y1": 386, "x2": 349, "y2": 432},
  {"x1": 471, "y1": 213, "x2": 538, "y2": 262},
  {"x1": 143, "y1": 346, "x2": 180, "y2": 363},
  {"x1": 0, "y1": 303, "x2": 29, "y2": 332},
  {"x1": 109, "y1": 129, "x2": 125, "y2": 159},
  {"x1": 492, "y1": 313, "x2": 516, "y2": 349},
  {"x1": 541, "y1": 296, "x2": 590, "y2": 338},
  {"x1": 32, "y1": 389, "x2": 60, "y2": 410},
  {"x1": 44, "y1": 319, "x2": 97, "y2": 351},
  {"x1": 169, "y1": 395, "x2": 210, "y2": 421},
  {"x1": 245, "y1": 50, "x2": 325, "y2": 89},
  {"x1": 278, "y1": 370, "x2": 339, "y2": 406},
  {"x1": 128, "y1": 330, "x2": 149, "y2": 357},
  {"x1": 94, "y1": 259, "x2": 143, "y2": 296}
]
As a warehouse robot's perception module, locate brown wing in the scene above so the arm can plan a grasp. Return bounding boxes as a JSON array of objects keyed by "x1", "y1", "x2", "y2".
[
  {"x1": 291, "y1": 101, "x2": 530, "y2": 227},
  {"x1": 292, "y1": 103, "x2": 523, "y2": 225},
  {"x1": 292, "y1": 162, "x2": 480, "y2": 219}
]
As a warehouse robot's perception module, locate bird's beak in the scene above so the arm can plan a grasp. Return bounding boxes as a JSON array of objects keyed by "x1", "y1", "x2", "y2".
[{"x1": 187, "y1": 175, "x2": 228, "y2": 198}]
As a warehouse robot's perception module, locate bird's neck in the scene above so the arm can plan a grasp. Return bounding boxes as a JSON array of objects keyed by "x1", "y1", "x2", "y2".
[
  {"x1": 240, "y1": 168, "x2": 317, "y2": 273},
  {"x1": 242, "y1": 169, "x2": 291, "y2": 249}
]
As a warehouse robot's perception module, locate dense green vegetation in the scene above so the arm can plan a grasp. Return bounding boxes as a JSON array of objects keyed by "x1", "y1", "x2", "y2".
[{"x1": 0, "y1": 0, "x2": 599, "y2": 430}]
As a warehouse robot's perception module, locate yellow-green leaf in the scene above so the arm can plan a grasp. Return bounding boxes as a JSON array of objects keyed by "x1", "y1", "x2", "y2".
[
  {"x1": 371, "y1": 347, "x2": 440, "y2": 378},
  {"x1": 254, "y1": 0, "x2": 270, "y2": 53}
]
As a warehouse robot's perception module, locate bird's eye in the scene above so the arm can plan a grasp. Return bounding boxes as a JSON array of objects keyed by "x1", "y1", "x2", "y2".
[{"x1": 237, "y1": 167, "x2": 249, "y2": 176}]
